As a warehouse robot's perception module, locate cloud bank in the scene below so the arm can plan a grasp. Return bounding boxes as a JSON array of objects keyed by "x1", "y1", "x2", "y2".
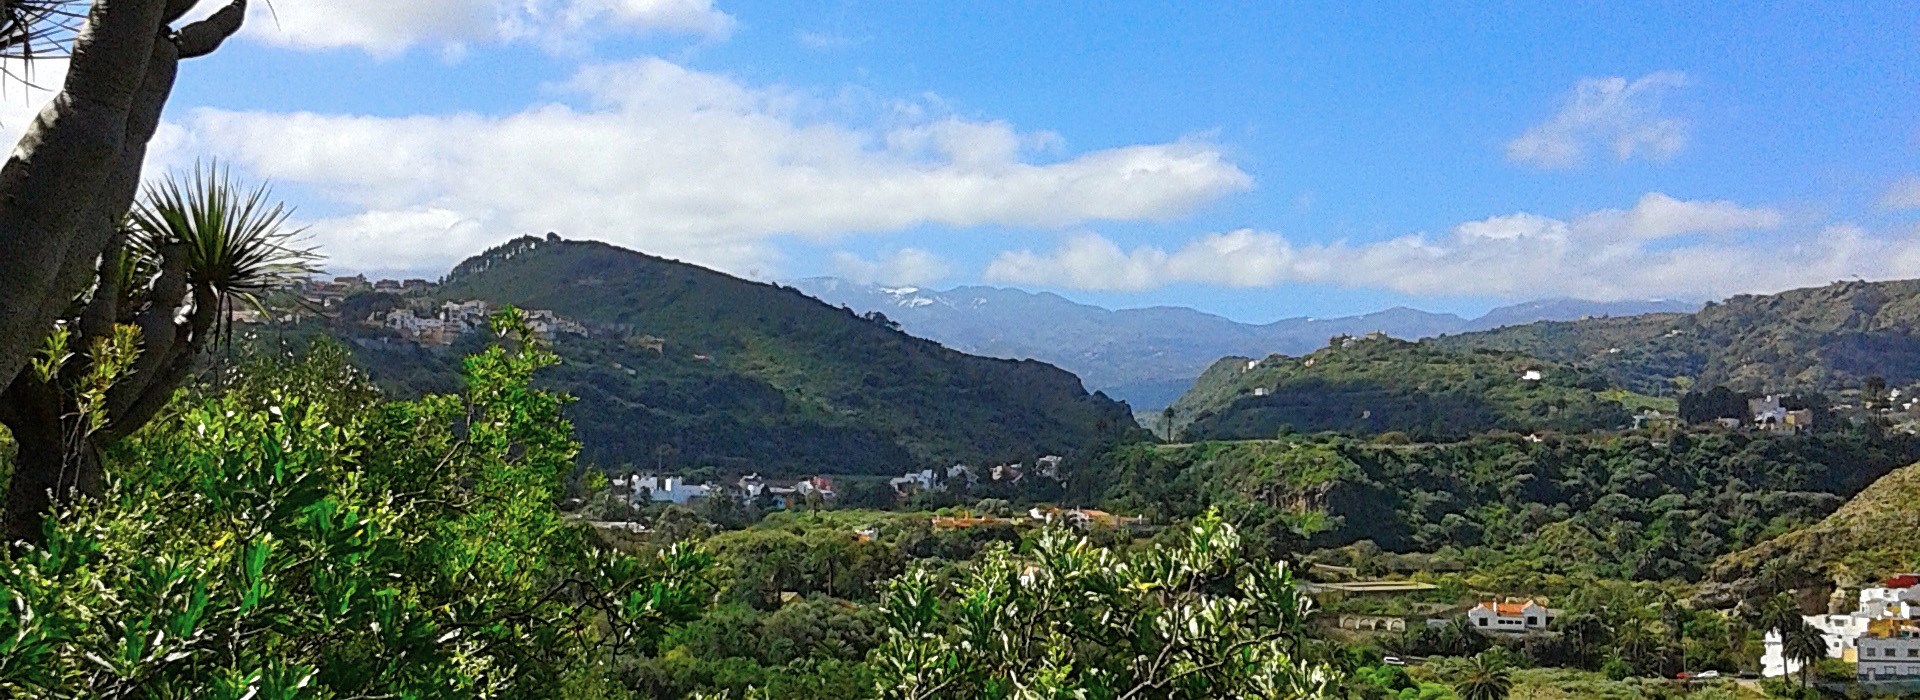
[
  {"x1": 159, "y1": 58, "x2": 1250, "y2": 278},
  {"x1": 987, "y1": 193, "x2": 1920, "y2": 300}
]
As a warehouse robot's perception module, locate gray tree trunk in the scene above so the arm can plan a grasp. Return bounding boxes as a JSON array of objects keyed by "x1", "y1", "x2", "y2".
[
  {"x1": 0, "y1": 0, "x2": 245, "y2": 544},
  {"x1": 0, "y1": 0, "x2": 243, "y2": 401}
]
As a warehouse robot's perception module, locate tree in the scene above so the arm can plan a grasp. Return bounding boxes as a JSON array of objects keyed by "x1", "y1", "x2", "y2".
[
  {"x1": 1451, "y1": 652, "x2": 1513, "y2": 700},
  {"x1": 0, "y1": 0, "x2": 248, "y2": 397},
  {"x1": 0, "y1": 315, "x2": 714, "y2": 696},
  {"x1": 1780, "y1": 618, "x2": 1827, "y2": 690},
  {"x1": 870, "y1": 512, "x2": 1337, "y2": 699},
  {"x1": 1865, "y1": 375, "x2": 1888, "y2": 407},
  {"x1": 2, "y1": 166, "x2": 316, "y2": 542}
]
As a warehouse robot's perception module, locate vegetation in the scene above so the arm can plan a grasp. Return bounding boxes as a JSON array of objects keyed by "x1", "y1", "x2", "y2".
[
  {"x1": 1076, "y1": 429, "x2": 1920, "y2": 582},
  {"x1": 1168, "y1": 336, "x2": 1641, "y2": 442},
  {"x1": 1, "y1": 166, "x2": 320, "y2": 542},
  {"x1": 1436, "y1": 278, "x2": 1920, "y2": 396},
  {"x1": 0, "y1": 320, "x2": 1341, "y2": 698},
  {"x1": 0, "y1": 317, "x2": 714, "y2": 697},
  {"x1": 1710, "y1": 460, "x2": 1920, "y2": 592},
  {"x1": 319, "y1": 236, "x2": 1143, "y2": 477}
]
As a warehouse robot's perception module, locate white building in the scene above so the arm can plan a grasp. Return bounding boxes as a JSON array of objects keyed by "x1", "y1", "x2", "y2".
[
  {"x1": 626, "y1": 475, "x2": 711, "y2": 505},
  {"x1": 1763, "y1": 575, "x2": 1920, "y2": 678},
  {"x1": 889, "y1": 468, "x2": 939, "y2": 494},
  {"x1": 1467, "y1": 600, "x2": 1557, "y2": 632},
  {"x1": 1520, "y1": 370, "x2": 1545, "y2": 382},
  {"x1": 1750, "y1": 395, "x2": 1788, "y2": 427},
  {"x1": 1858, "y1": 622, "x2": 1920, "y2": 681}
]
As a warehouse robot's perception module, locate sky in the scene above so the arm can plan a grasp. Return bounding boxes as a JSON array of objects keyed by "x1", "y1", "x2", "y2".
[{"x1": 5, "y1": 1, "x2": 1919, "y2": 322}]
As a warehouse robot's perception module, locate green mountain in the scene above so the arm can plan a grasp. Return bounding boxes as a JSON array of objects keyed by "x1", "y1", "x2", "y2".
[
  {"x1": 1433, "y1": 279, "x2": 1920, "y2": 396},
  {"x1": 1074, "y1": 430, "x2": 1920, "y2": 582},
  {"x1": 1166, "y1": 334, "x2": 1643, "y2": 442},
  {"x1": 318, "y1": 236, "x2": 1142, "y2": 477},
  {"x1": 1709, "y1": 459, "x2": 1920, "y2": 593}
]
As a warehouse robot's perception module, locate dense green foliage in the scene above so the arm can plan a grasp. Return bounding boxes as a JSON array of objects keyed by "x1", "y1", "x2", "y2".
[
  {"x1": 1435, "y1": 279, "x2": 1920, "y2": 396},
  {"x1": 1076, "y1": 429, "x2": 1920, "y2": 582},
  {"x1": 1711, "y1": 459, "x2": 1920, "y2": 590},
  {"x1": 1169, "y1": 336, "x2": 1639, "y2": 442},
  {"x1": 870, "y1": 513, "x2": 1333, "y2": 699},
  {"x1": 0, "y1": 325, "x2": 1345, "y2": 698},
  {"x1": 0, "y1": 319, "x2": 713, "y2": 698},
  {"x1": 328, "y1": 236, "x2": 1142, "y2": 476}
]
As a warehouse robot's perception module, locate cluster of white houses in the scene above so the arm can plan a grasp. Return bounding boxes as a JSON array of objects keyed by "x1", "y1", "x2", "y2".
[
  {"x1": 1763, "y1": 575, "x2": 1920, "y2": 681},
  {"x1": 887, "y1": 456, "x2": 1063, "y2": 494},
  {"x1": 608, "y1": 473, "x2": 836, "y2": 509}
]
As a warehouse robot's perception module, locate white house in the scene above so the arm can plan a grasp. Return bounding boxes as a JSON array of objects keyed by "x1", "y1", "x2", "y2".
[
  {"x1": 1750, "y1": 395, "x2": 1788, "y2": 427},
  {"x1": 890, "y1": 468, "x2": 939, "y2": 494},
  {"x1": 1520, "y1": 370, "x2": 1545, "y2": 382},
  {"x1": 1036, "y1": 456, "x2": 1064, "y2": 479},
  {"x1": 1467, "y1": 600, "x2": 1556, "y2": 632},
  {"x1": 1763, "y1": 575, "x2": 1920, "y2": 678},
  {"x1": 627, "y1": 475, "x2": 711, "y2": 505}
]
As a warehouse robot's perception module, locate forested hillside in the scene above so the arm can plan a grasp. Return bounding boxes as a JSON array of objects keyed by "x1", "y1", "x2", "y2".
[
  {"x1": 321, "y1": 236, "x2": 1144, "y2": 476},
  {"x1": 1710, "y1": 459, "x2": 1920, "y2": 593},
  {"x1": 1435, "y1": 279, "x2": 1920, "y2": 396},
  {"x1": 1074, "y1": 429, "x2": 1920, "y2": 583},
  {"x1": 1167, "y1": 335, "x2": 1643, "y2": 441}
]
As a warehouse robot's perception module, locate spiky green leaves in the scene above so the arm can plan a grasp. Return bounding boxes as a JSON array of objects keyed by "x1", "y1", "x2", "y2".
[{"x1": 129, "y1": 162, "x2": 321, "y2": 334}]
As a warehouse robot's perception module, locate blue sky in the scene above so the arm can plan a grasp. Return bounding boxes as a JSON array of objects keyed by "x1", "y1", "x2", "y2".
[{"x1": 10, "y1": 1, "x2": 1917, "y2": 322}]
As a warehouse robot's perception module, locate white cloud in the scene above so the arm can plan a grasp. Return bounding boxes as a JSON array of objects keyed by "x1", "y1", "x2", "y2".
[
  {"x1": 1506, "y1": 72, "x2": 1690, "y2": 169},
  {"x1": 238, "y1": 0, "x2": 735, "y2": 56},
  {"x1": 1882, "y1": 175, "x2": 1920, "y2": 210},
  {"x1": 158, "y1": 58, "x2": 1250, "y2": 278},
  {"x1": 985, "y1": 193, "x2": 1920, "y2": 300},
  {"x1": 829, "y1": 248, "x2": 952, "y2": 286}
]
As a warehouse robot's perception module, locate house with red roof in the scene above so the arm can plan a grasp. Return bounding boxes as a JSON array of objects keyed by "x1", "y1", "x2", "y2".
[{"x1": 1466, "y1": 599, "x2": 1557, "y2": 632}]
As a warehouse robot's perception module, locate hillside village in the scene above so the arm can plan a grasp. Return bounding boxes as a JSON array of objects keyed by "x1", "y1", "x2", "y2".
[{"x1": 1764, "y1": 575, "x2": 1920, "y2": 682}]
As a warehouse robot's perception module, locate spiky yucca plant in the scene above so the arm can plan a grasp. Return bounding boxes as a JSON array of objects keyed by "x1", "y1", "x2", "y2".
[{"x1": 129, "y1": 162, "x2": 321, "y2": 347}]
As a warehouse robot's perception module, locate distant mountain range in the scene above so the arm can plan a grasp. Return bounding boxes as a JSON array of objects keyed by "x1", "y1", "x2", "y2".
[{"x1": 789, "y1": 278, "x2": 1699, "y2": 410}]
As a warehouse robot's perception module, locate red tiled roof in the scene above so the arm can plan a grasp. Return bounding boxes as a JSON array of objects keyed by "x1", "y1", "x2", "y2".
[
  {"x1": 1886, "y1": 574, "x2": 1920, "y2": 589},
  {"x1": 1475, "y1": 600, "x2": 1538, "y2": 617}
]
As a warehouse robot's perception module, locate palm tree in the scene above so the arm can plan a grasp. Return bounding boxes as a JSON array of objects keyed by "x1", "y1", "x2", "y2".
[
  {"x1": 1560, "y1": 613, "x2": 1610, "y2": 668},
  {"x1": 1780, "y1": 619, "x2": 1827, "y2": 689},
  {"x1": 129, "y1": 161, "x2": 320, "y2": 350},
  {"x1": 1453, "y1": 652, "x2": 1514, "y2": 700}
]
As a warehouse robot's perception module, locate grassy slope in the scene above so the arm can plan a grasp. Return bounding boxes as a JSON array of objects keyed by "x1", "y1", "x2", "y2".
[
  {"x1": 1168, "y1": 335, "x2": 1642, "y2": 441},
  {"x1": 357, "y1": 236, "x2": 1144, "y2": 476}
]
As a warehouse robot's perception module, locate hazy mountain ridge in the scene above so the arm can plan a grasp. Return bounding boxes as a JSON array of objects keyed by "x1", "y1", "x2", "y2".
[{"x1": 790, "y1": 277, "x2": 1699, "y2": 409}]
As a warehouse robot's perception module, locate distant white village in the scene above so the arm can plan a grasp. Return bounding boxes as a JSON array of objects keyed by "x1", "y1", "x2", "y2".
[
  {"x1": 284, "y1": 275, "x2": 587, "y2": 345},
  {"x1": 603, "y1": 455, "x2": 1068, "y2": 513},
  {"x1": 1763, "y1": 575, "x2": 1920, "y2": 681}
]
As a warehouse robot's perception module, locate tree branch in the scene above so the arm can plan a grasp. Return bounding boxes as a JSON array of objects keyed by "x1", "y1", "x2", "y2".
[{"x1": 170, "y1": 0, "x2": 238, "y2": 58}]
